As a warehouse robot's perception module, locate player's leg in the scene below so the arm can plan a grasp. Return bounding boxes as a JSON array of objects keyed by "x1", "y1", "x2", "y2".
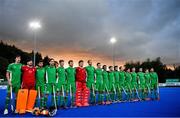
[
  {"x1": 4, "y1": 86, "x2": 11, "y2": 115},
  {"x1": 99, "y1": 83, "x2": 104, "y2": 104},
  {"x1": 35, "y1": 84, "x2": 40, "y2": 108},
  {"x1": 51, "y1": 84, "x2": 57, "y2": 107},
  {"x1": 59, "y1": 83, "x2": 63, "y2": 108},
  {"x1": 101, "y1": 83, "x2": 106, "y2": 105},
  {"x1": 96, "y1": 82, "x2": 100, "y2": 104},
  {"x1": 126, "y1": 84, "x2": 132, "y2": 101},
  {"x1": 72, "y1": 82, "x2": 76, "y2": 107},
  {"x1": 109, "y1": 82, "x2": 113, "y2": 102},
  {"x1": 55, "y1": 83, "x2": 60, "y2": 108},
  {"x1": 40, "y1": 85, "x2": 46, "y2": 109},
  {"x1": 65, "y1": 83, "x2": 70, "y2": 107},
  {"x1": 118, "y1": 84, "x2": 122, "y2": 102},
  {"x1": 44, "y1": 84, "x2": 51, "y2": 108}
]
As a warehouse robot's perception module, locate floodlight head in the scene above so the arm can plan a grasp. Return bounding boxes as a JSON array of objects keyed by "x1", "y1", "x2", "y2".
[
  {"x1": 29, "y1": 21, "x2": 41, "y2": 30},
  {"x1": 110, "y1": 37, "x2": 117, "y2": 44}
]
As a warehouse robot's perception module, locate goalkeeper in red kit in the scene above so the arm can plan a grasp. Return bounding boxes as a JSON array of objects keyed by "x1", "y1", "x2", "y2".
[
  {"x1": 75, "y1": 60, "x2": 90, "y2": 107},
  {"x1": 21, "y1": 59, "x2": 36, "y2": 90}
]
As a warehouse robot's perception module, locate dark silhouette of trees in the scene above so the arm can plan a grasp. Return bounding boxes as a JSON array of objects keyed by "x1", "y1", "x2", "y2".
[{"x1": 124, "y1": 57, "x2": 180, "y2": 83}]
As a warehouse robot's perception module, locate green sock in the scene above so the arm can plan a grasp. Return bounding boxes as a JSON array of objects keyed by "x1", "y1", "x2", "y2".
[
  {"x1": 44, "y1": 97, "x2": 48, "y2": 107},
  {"x1": 40, "y1": 97, "x2": 44, "y2": 108}
]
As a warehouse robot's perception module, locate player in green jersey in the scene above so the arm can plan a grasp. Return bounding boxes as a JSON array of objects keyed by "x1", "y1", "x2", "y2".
[
  {"x1": 137, "y1": 68, "x2": 147, "y2": 100},
  {"x1": 102, "y1": 65, "x2": 111, "y2": 104},
  {"x1": 131, "y1": 67, "x2": 139, "y2": 101},
  {"x1": 85, "y1": 60, "x2": 95, "y2": 104},
  {"x1": 57, "y1": 60, "x2": 67, "y2": 108},
  {"x1": 119, "y1": 66, "x2": 126, "y2": 101},
  {"x1": 4, "y1": 55, "x2": 22, "y2": 115},
  {"x1": 44, "y1": 58, "x2": 58, "y2": 108},
  {"x1": 35, "y1": 60, "x2": 46, "y2": 109},
  {"x1": 108, "y1": 66, "x2": 116, "y2": 102},
  {"x1": 95, "y1": 63, "x2": 104, "y2": 104},
  {"x1": 114, "y1": 66, "x2": 121, "y2": 102},
  {"x1": 144, "y1": 69, "x2": 151, "y2": 100},
  {"x1": 150, "y1": 68, "x2": 159, "y2": 100},
  {"x1": 125, "y1": 69, "x2": 133, "y2": 101},
  {"x1": 66, "y1": 60, "x2": 76, "y2": 107}
]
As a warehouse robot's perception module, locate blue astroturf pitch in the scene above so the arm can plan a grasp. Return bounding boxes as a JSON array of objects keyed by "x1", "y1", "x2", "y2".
[{"x1": 0, "y1": 87, "x2": 180, "y2": 117}]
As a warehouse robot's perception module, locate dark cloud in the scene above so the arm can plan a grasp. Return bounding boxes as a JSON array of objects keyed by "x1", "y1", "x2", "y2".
[{"x1": 0, "y1": 0, "x2": 180, "y2": 64}]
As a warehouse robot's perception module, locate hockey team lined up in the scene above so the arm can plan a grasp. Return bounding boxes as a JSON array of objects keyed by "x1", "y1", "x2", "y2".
[{"x1": 4, "y1": 55, "x2": 159, "y2": 115}]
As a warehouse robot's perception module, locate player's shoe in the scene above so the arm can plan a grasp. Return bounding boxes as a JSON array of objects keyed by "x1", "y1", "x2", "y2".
[
  {"x1": 76, "y1": 103, "x2": 82, "y2": 107},
  {"x1": 4, "y1": 109, "x2": 8, "y2": 115},
  {"x1": 14, "y1": 109, "x2": 18, "y2": 114}
]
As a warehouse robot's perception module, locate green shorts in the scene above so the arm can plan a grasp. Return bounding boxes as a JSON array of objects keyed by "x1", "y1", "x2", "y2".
[
  {"x1": 86, "y1": 81, "x2": 95, "y2": 90},
  {"x1": 103, "y1": 81, "x2": 109, "y2": 91},
  {"x1": 96, "y1": 82, "x2": 103, "y2": 91},
  {"x1": 45, "y1": 83, "x2": 57, "y2": 94},
  {"x1": 66, "y1": 82, "x2": 76, "y2": 93},
  {"x1": 56, "y1": 82, "x2": 66, "y2": 92},
  {"x1": 131, "y1": 82, "x2": 138, "y2": 90},
  {"x1": 7, "y1": 84, "x2": 20, "y2": 94},
  {"x1": 125, "y1": 83, "x2": 132, "y2": 91},
  {"x1": 151, "y1": 83, "x2": 158, "y2": 89},
  {"x1": 139, "y1": 83, "x2": 147, "y2": 90},
  {"x1": 36, "y1": 84, "x2": 45, "y2": 94},
  {"x1": 109, "y1": 82, "x2": 115, "y2": 92}
]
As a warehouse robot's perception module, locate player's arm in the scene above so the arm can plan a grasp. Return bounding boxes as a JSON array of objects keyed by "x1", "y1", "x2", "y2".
[
  {"x1": 6, "y1": 64, "x2": 13, "y2": 86},
  {"x1": 137, "y1": 74, "x2": 140, "y2": 85},
  {"x1": 45, "y1": 66, "x2": 48, "y2": 84},
  {"x1": 6, "y1": 71, "x2": 12, "y2": 86},
  {"x1": 56, "y1": 68, "x2": 59, "y2": 83},
  {"x1": 94, "y1": 69, "x2": 97, "y2": 83}
]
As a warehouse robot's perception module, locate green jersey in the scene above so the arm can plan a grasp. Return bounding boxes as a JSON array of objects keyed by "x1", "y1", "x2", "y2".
[
  {"x1": 85, "y1": 65, "x2": 95, "y2": 82},
  {"x1": 114, "y1": 71, "x2": 120, "y2": 83},
  {"x1": 45, "y1": 65, "x2": 57, "y2": 84},
  {"x1": 108, "y1": 71, "x2": 115, "y2": 83},
  {"x1": 137, "y1": 72, "x2": 145, "y2": 84},
  {"x1": 36, "y1": 67, "x2": 46, "y2": 85},
  {"x1": 95, "y1": 68, "x2": 103, "y2": 83},
  {"x1": 125, "y1": 72, "x2": 132, "y2": 83},
  {"x1": 150, "y1": 72, "x2": 158, "y2": 84},
  {"x1": 144, "y1": 72, "x2": 151, "y2": 84},
  {"x1": 7, "y1": 63, "x2": 22, "y2": 85},
  {"x1": 131, "y1": 72, "x2": 137, "y2": 83},
  {"x1": 119, "y1": 71, "x2": 125, "y2": 84},
  {"x1": 57, "y1": 66, "x2": 66, "y2": 83},
  {"x1": 102, "y1": 70, "x2": 108, "y2": 83},
  {"x1": 66, "y1": 67, "x2": 76, "y2": 83}
]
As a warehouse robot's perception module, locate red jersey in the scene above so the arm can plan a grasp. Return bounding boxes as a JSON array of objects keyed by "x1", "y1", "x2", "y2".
[
  {"x1": 21, "y1": 65, "x2": 36, "y2": 89},
  {"x1": 76, "y1": 67, "x2": 86, "y2": 82}
]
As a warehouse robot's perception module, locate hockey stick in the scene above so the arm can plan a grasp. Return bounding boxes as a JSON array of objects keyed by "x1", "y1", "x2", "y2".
[
  {"x1": 134, "y1": 85, "x2": 141, "y2": 100},
  {"x1": 48, "y1": 84, "x2": 57, "y2": 116},
  {"x1": 112, "y1": 84, "x2": 117, "y2": 101},
  {"x1": 10, "y1": 86, "x2": 14, "y2": 112},
  {"x1": 69, "y1": 84, "x2": 73, "y2": 107},
  {"x1": 121, "y1": 86, "x2": 127, "y2": 95},
  {"x1": 92, "y1": 83, "x2": 96, "y2": 104},
  {"x1": 156, "y1": 84, "x2": 160, "y2": 99},
  {"x1": 37, "y1": 86, "x2": 41, "y2": 108},
  {"x1": 52, "y1": 84, "x2": 57, "y2": 111},
  {"x1": 105, "y1": 84, "x2": 112, "y2": 101}
]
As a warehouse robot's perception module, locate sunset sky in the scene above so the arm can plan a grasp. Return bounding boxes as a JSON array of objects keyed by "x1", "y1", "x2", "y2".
[{"x1": 0, "y1": 0, "x2": 180, "y2": 67}]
